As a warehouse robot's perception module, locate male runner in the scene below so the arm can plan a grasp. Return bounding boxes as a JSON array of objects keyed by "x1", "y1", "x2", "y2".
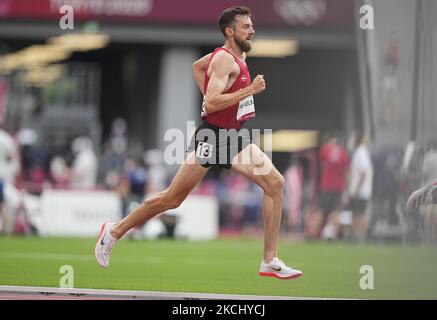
[{"x1": 95, "y1": 6, "x2": 303, "y2": 280}]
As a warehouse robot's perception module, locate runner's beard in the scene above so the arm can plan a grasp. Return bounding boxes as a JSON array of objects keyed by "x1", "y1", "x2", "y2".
[{"x1": 234, "y1": 36, "x2": 252, "y2": 53}]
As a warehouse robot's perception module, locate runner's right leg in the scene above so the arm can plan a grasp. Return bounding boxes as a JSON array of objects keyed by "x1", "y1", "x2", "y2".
[{"x1": 95, "y1": 152, "x2": 209, "y2": 267}]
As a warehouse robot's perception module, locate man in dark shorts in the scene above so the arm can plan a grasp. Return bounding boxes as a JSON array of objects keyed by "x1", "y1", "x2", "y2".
[
  {"x1": 311, "y1": 135, "x2": 349, "y2": 239},
  {"x1": 95, "y1": 6, "x2": 303, "y2": 280}
]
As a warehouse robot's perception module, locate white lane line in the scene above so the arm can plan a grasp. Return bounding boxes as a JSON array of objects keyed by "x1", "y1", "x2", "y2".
[
  {"x1": 0, "y1": 252, "x2": 161, "y2": 263},
  {"x1": 0, "y1": 285, "x2": 344, "y2": 300},
  {"x1": 0, "y1": 252, "x2": 257, "y2": 266}
]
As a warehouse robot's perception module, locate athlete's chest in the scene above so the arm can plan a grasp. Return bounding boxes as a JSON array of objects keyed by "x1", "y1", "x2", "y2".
[{"x1": 225, "y1": 60, "x2": 251, "y2": 91}]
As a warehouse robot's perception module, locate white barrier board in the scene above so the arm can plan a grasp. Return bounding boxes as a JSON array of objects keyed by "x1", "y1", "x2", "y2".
[
  {"x1": 171, "y1": 194, "x2": 219, "y2": 240},
  {"x1": 39, "y1": 190, "x2": 121, "y2": 237},
  {"x1": 38, "y1": 190, "x2": 218, "y2": 240}
]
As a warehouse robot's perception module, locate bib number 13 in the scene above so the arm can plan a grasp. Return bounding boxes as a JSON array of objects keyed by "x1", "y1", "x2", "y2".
[{"x1": 196, "y1": 142, "x2": 213, "y2": 159}]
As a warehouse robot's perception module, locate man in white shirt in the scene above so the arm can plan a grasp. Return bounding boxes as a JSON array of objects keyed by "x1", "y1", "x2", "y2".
[
  {"x1": 347, "y1": 131, "x2": 373, "y2": 243},
  {"x1": 0, "y1": 127, "x2": 19, "y2": 185},
  {"x1": 70, "y1": 137, "x2": 98, "y2": 189},
  {"x1": 0, "y1": 126, "x2": 20, "y2": 234}
]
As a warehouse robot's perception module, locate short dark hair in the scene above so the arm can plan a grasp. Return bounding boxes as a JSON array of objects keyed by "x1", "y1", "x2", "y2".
[{"x1": 218, "y1": 6, "x2": 251, "y2": 38}]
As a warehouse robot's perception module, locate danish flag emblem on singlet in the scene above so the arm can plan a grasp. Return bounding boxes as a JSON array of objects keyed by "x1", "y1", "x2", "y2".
[{"x1": 241, "y1": 75, "x2": 248, "y2": 83}]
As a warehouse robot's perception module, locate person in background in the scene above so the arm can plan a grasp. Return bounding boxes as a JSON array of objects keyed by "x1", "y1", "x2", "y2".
[
  {"x1": 144, "y1": 149, "x2": 167, "y2": 195},
  {"x1": 120, "y1": 157, "x2": 148, "y2": 217},
  {"x1": 116, "y1": 157, "x2": 149, "y2": 239},
  {"x1": 0, "y1": 124, "x2": 20, "y2": 235},
  {"x1": 0, "y1": 124, "x2": 19, "y2": 186},
  {"x1": 347, "y1": 131, "x2": 373, "y2": 244},
  {"x1": 368, "y1": 146, "x2": 401, "y2": 237},
  {"x1": 412, "y1": 140, "x2": 437, "y2": 243},
  {"x1": 407, "y1": 178, "x2": 437, "y2": 209},
  {"x1": 101, "y1": 117, "x2": 129, "y2": 190},
  {"x1": 407, "y1": 177, "x2": 437, "y2": 244},
  {"x1": 311, "y1": 133, "x2": 349, "y2": 240},
  {"x1": 284, "y1": 157, "x2": 303, "y2": 233},
  {"x1": 49, "y1": 155, "x2": 70, "y2": 189},
  {"x1": 69, "y1": 136, "x2": 98, "y2": 189},
  {"x1": 421, "y1": 140, "x2": 437, "y2": 187}
]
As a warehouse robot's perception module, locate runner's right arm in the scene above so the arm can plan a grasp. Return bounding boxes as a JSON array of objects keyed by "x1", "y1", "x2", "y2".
[{"x1": 203, "y1": 51, "x2": 265, "y2": 114}]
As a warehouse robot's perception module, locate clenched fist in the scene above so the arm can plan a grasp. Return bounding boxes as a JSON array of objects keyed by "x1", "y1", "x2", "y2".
[{"x1": 250, "y1": 75, "x2": 266, "y2": 95}]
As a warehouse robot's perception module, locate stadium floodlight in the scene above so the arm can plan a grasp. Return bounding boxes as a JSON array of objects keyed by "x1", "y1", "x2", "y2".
[
  {"x1": 262, "y1": 129, "x2": 319, "y2": 152},
  {"x1": 48, "y1": 33, "x2": 110, "y2": 52},
  {"x1": 19, "y1": 45, "x2": 72, "y2": 66},
  {"x1": 21, "y1": 64, "x2": 65, "y2": 87},
  {"x1": 0, "y1": 53, "x2": 22, "y2": 74},
  {"x1": 247, "y1": 39, "x2": 298, "y2": 58},
  {"x1": 0, "y1": 45, "x2": 71, "y2": 74}
]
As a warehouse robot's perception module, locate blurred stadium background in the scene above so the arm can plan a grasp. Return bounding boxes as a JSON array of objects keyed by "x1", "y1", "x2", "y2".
[{"x1": 0, "y1": 0, "x2": 437, "y2": 299}]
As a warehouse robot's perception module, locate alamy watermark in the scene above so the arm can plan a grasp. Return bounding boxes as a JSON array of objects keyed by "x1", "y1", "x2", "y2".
[
  {"x1": 359, "y1": 4, "x2": 374, "y2": 30},
  {"x1": 359, "y1": 265, "x2": 374, "y2": 290},
  {"x1": 59, "y1": 265, "x2": 74, "y2": 288},
  {"x1": 59, "y1": 5, "x2": 75, "y2": 30}
]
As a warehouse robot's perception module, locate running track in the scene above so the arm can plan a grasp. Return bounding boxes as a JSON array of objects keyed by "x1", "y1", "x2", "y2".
[{"x1": 0, "y1": 286, "x2": 340, "y2": 300}]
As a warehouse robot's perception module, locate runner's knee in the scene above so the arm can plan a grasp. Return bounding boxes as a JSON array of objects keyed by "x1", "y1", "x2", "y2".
[
  {"x1": 265, "y1": 173, "x2": 284, "y2": 196},
  {"x1": 167, "y1": 198, "x2": 182, "y2": 210},
  {"x1": 162, "y1": 190, "x2": 185, "y2": 210}
]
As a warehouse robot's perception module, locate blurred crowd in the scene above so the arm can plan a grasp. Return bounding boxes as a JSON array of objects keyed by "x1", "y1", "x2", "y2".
[
  {"x1": 1, "y1": 118, "x2": 436, "y2": 244},
  {"x1": 0, "y1": 117, "x2": 170, "y2": 237}
]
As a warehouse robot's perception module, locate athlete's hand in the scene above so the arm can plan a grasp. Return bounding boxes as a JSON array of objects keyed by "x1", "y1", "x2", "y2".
[{"x1": 250, "y1": 75, "x2": 266, "y2": 95}]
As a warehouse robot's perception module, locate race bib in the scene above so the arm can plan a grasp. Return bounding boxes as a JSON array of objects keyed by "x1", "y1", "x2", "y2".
[
  {"x1": 196, "y1": 142, "x2": 213, "y2": 159},
  {"x1": 237, "y1": 95, "x2": 255, "y2": 121}
]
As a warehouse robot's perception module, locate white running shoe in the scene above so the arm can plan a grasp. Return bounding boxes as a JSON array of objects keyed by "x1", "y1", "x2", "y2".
[
  {"x1": 95, "y1": 222, "x2": 117, "y2": 268},
  {"x1": 406, "y1": 178, "x2": 437, "y2": 210},
  {"x1": 259, "y1": 257, "x2": 303, "y2": 280}
]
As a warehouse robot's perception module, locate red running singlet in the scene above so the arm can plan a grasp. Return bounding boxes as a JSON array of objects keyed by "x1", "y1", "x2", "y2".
[{"x1": 201, "y1": 47, "x2": 255, "y2": 129}]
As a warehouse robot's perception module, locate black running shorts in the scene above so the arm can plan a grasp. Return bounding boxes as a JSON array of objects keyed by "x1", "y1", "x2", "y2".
[
  {"x1": 186, "y1": 121, "x2": 252, "y2": 169},
  {"x1": 318, "y1": 191, "x2": 342, "y2": 213}
]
